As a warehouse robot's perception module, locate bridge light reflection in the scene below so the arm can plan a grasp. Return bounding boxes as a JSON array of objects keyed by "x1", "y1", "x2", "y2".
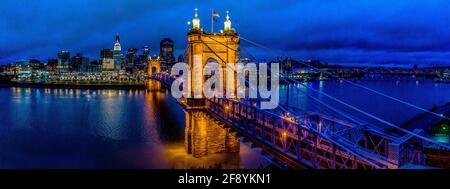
[{"x1": 282, "y1": 112, "x2": 297, "y2": 124}]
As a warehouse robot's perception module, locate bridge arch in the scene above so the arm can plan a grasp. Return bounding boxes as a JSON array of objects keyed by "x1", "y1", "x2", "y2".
[
  {"x1": 185, "y1": 32, "x2": 239, "y2": 99},
  {"x1": 145, "y1": 9, "x2": 437, "y2": 169},
  {"x1": 147, "y1": 56, "x2": 161, "y2": 77}
]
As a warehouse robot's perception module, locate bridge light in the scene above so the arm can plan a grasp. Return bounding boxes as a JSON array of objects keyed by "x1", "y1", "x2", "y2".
[{"x1": 192, "y1": 8, "x2": 200, "y2": 29}]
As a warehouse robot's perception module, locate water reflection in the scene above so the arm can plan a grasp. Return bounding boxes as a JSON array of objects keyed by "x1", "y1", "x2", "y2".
[
  {"x1": 0, "y1": 83, "x2": 268, "y2": 168},
  {"x1": 185, "y1": 111, "x2": 240, "y2": 158},
  {"x1": 281, "y1": 80, "x2": 450, "y2": 127},
  {"x1": 431, "y1": 134, "x2": 450, "y2": 144}
]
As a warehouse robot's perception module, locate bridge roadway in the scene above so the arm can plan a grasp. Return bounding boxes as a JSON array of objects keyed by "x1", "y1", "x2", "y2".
[
  {"x1": 149, "y1": 73, "x2": 429, "y2": 169},
  {"x1": 182, "y1": 99, "x2": 308, "y2": 169}
]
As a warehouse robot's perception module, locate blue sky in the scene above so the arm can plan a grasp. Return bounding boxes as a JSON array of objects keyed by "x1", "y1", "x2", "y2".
[{"x1": 1, "y1": 0, "x2": 450, "y2": 67}]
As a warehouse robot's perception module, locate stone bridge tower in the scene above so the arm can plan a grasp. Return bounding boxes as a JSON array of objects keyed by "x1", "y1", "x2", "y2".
[
  {"x1": 147, "y1": 55, "x2": 161, "y2": 77},
  {"x1": 184, "y1": 8, "x2": 240, "y2": 106}
]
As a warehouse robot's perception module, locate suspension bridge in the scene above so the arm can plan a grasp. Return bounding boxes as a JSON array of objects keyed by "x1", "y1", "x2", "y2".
[{"x1": 148, "y1": 9, "x2": 449, "y2": 169}]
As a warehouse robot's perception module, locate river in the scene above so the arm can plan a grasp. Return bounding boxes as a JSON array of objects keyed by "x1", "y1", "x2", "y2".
[
  {"x1": 0, "y1": 79, "x2": 448, "y2": 168},
  {"x1": 0, "y1": 81, "x2": 270, "y2": 168}
]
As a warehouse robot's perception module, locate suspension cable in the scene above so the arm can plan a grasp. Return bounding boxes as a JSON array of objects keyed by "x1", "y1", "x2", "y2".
[
  {"x1": 240, "y1": 36, "x2": 449, "y2": 121},
  {"x1": 199, "y1": 38, "x2": 295, "y2": 115},
  {"x1": 202, "y1": 35, "x2": 399, "y2": 138},
  {"x1": 203, "y1": 34, "x2": 450, "y2": 149}
]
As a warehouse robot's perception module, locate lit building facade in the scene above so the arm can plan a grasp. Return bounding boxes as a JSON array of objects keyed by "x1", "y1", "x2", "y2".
[
  {"x1": 101, "y1": 49, "x2": 115, "y2": 71},
  {"x1": 126, "y1": 48, "x2": 138, "y2": 68},
  {"x1": 57, "y1": 51, "x2": 70, "y2": 72},
  {"x1": 160, "y1": 38, "x2": 176, "y2": 72},
  {"x1": 113, "y1": 34, "x2": 123, "y2": 70},
  {"x1": 143, "y1": 45, "x2": 150, "y2": 56},
  {"x1": 47, "y1": 59, "x2": 58, "y2": 71},
  {"x1": 14, "y1": 60, "x2": 31, "y2": 76}
]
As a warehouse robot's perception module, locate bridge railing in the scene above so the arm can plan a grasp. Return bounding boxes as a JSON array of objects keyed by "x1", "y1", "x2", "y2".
[
  {"x1": 205, "y1": 97, "x2": 399, "y2": 169},
  {"x1": 275, "y1": 106, "x2": 398, "y2": 160},
  {"x1": 150, "y1": 72, "x2": 176, "y2": 87},
  {"x1": 274, "y1": 104, "x2": 426, "y2": 168},
  {"x1": 149, "y1": 72, "x2": 426, "y2": 169}
]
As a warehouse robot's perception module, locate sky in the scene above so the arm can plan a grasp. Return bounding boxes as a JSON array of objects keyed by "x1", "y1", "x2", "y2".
[{"x1": 1, "y1": 0, "x2": 450, "y2": 67}]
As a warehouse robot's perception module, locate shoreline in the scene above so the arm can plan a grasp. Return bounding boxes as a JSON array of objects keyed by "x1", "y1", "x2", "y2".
[
  {"x1": 400, "y1": 102, "x2": 450, "y2": 129},
  {"x1": 0, "y1": 81, "x2": 147, "y2": 90}
]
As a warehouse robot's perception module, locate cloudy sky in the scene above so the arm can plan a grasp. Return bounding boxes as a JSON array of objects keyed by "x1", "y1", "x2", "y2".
[{"x1": 1, "y1": 0, "x2": 450, "y2": 67}]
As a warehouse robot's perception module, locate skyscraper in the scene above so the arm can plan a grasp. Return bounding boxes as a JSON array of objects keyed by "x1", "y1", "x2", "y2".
[
  {"x1": 29, "y1": 59, "x2": 44, "y2": 70},
  {"x1": 70, "y1": 53, "x2": 83, "y2": 71},
  {"x1": 47, "y1": 59, "x2": 58, "y2": 71},
  {"x1": 177, "y1": 54, "x2": 184, "y2": 63},
  {"x1": 160, "y1": 38, "x2": 175, "y2": 71},
  {"x1": 113, "y1": 34, "x2": 123, "y2": 70},
  {"x1": 71, "y1": 54, "x2": 91, "y2": 73},
  {"x1": 129, "y1": 46, "x2": 150, "y2": 73},
  {"x1": 143, "y1": 45, "x2": 150, "y2": 56},
  {"x1": 57, "y1": 51, "x2": 70, "y2": 72},
  {"x1": 89, "y1": 60, "x2": 101, "y2": 73},
  {"x1": 101, "y1": 49, "x2": 115, "y2": 71},
  {"x1": 126, "y1": 48, "x2": 138, "y2": 67}
]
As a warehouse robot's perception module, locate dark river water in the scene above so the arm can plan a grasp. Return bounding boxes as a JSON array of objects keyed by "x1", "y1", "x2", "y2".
[
  {"x1": 281, "y1": 79, "x2": 450, "y2": 127},
  {"x1": 0, "y1": 81, "x2": 269, "y2": 168},
  {"x1": 0, "y1": 79, "x2": 448, "y2": 168}
]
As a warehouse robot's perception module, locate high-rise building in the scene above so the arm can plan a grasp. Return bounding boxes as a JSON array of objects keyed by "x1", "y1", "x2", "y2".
[
  {"x1": 82, "y1": 57, "x2": 90, "y2": 72},
  {"x1": 29, "y1": 59, "x2": 44, "y2": 70},
  {"x1": 89, "y1": 60, "x2": 101, "y2": 73},
  {"x1": 57, "y1": 51, "x2": 70, "y2": 72},
  {"x1": 143, "y1": 45, "x2": 150, "y2": 56},
  {"x1": 177, "y1": 54, "x2": 184, "y2": 63},
  {"x1": 101, "y1": 49, "x2": 115, "y2": 71},
  {"x1": 101, "y1": 49, "x2": 113, "y2": 59},
  {"x1": 139, "y1": 45, "x2": 151, "y2": 67},
  {"x1": 126, "y1": 48, "x2": 138, "y2": 67},
  {"x1": 113, "y1": 34, "x2": 123, "y2": 70},
  {"x1": 135, "y1": 47, "x2": 149, "y2": 73},
  {"x1": 47, "y1": 59, "x2": 58, "y2": 71},
  {"x1": 70, "y1": 53, "x2": 90, "y2": 72},
  {"x1": 14, "y1": 60, "x2": 31, "y2": 75},
  {"x1": 70, "y1": 53, "x2": 82, "y2": 71},
  {"x1": 137, "y1": 55, "x2": 148, "y2": 67},
  {"x1": 160, "y1": 38, "x2": 175, "y2": 71},
  {"x1": 114, "y1": 34, "x2": 121, "y2": 52}
]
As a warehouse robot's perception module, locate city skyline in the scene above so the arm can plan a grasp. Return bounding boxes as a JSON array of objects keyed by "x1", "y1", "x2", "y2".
[
  {"x1": 2, "y1": 0, "x2": 450, "y2": 67},
  {"x1": 0, "y1": 0, "x2": 448, "y2": 173}
]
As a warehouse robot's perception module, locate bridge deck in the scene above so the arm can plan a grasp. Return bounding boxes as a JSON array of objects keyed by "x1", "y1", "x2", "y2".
[{"x1": 149, "y1": 73, "x2": 430, "y2": 169}]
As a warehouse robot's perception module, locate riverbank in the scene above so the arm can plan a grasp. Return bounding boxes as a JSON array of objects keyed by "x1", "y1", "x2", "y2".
[
  {"x1": 399, "y1": 103, "x2": 450, "y2": 168},
  {"x1": 400, "y1": 102, "x2": 450, "y2": 134},
  {"x1": 2, "y1": 81, "x2": 147, "y2": 90}
]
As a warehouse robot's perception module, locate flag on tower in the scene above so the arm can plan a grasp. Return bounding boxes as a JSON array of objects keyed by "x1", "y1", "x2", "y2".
[{"x1": 212, "y1": 11, "x2": 220, "y2": 22}]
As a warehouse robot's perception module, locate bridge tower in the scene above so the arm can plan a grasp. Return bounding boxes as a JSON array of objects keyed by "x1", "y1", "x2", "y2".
[
  {"x1": 147, "y1": 56, "x2": 161, "y2": 77},
  {"x1": 184, "y1": 8, "x2": 240, "y2": 106}
]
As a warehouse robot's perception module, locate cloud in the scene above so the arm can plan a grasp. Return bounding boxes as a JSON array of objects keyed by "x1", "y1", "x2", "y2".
[{"x1": 1, "y1": 0, "x2": 450, "y2": 66}]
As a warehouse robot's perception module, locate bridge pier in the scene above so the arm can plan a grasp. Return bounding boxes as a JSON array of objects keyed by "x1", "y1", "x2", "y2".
[
  {"x1": 184, "y1": 110, "x2": 240, "y2": 159},
  {"x1": 144, "y1": 8, "x2": 435, "y2": 168},
  {"x1": 186, "y1": 98, "x2": 206, "y2": 108}
]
